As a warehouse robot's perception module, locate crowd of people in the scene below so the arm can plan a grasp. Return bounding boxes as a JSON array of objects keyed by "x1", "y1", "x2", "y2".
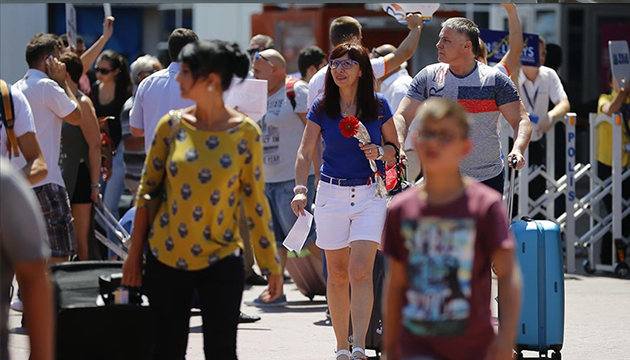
[{"x1": 1, "y1": 3, "x2": 629, "y2": 360}]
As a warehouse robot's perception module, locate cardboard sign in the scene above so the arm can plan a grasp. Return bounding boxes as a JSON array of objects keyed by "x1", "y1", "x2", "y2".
[
  {"x1": 480, "y1": 28, "x2": 540, "y2": 67},
  {"x1": 103, "y1": 3, "x2": 112, "y2": 18},
  {"x1": 65, "y1": 4, "x2": 77, "y2": 47},
  {"x1": 609, "y1": 40, "x2": 630, "y2": 91},
  {"x1": 382, "y1": 3, "x2": 440, "y2": 25}
]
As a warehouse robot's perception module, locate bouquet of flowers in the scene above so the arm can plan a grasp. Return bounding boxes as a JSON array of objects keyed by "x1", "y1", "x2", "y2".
[{"x1": 339, "y1": 116, "x2": 387, "y2": 197}]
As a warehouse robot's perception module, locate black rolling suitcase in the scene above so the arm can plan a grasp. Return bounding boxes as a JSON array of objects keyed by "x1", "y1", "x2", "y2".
[
  {"x1": 51, "y1": 261, "x2": 153, "y2": 360},
  {"x1": 349, "y1": 251, "x2": 386, "y2": 358}
]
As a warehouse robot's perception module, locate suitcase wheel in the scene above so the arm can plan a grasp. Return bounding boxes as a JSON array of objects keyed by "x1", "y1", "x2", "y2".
[
  {"x1": 514, "y1": 351, "x2": 523, "y2": 360},
  {"x1": 551, "y1": 350, "x2": 561, "y2": 360},
  {"x1": 582, "y1": 259, "x2": 596, "y2": 274},
  {"x1": 614, "y1": 262, "x2": 630, "y2": 278}
]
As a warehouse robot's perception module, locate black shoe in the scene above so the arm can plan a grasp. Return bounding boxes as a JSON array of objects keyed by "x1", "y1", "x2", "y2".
[
  {"x1": 238, "y1": 311, "x2": 261, "y2": 323},
  {"x1": 246, "y1": 273, "x2": 268, "y2": 286}
]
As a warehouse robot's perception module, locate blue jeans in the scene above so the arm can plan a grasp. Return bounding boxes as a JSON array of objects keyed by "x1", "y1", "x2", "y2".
[
  {"x1": 265, "y1": 175, "x2": 317, "y2": 248},
  {"x1": 104, "y1": 143, "x2": 125, "y2": 255}
]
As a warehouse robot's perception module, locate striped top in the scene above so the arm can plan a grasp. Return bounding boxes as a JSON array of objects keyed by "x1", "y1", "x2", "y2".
[{"x1": 407, "y1": 62, "x2": 520, "y2": 181}]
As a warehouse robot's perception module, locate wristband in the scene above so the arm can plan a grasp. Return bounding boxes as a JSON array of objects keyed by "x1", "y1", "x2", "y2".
[
  {"x1": 90, "y1": 183, "x2": 101, "y2": 189},
  {"x1": 293, "y1": 185, "x2": 308, "y2": 194}
]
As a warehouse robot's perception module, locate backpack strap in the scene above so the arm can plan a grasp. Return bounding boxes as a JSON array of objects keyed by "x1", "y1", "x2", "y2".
[
  {"x1": 285, "y1": 77, "x2": 300, "y2": 111},
  {"x1": 0, "y1": 79, "x2": 19, "y2": 159}
]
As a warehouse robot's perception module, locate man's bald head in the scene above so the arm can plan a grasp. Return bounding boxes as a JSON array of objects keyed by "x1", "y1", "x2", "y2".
[
  {"x1": 373, "y1": 44, "x2": 396, "y2": 58},
  {"x1": 259, "y1": 49, "x2": 286, "y2": 70},
  {"x1": 253, "y1": 49, "x2": 287, "y2": 93}
]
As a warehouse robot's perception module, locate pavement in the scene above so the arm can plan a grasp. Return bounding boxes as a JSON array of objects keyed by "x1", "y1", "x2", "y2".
[{"x1": 7, "y1": 262, "x2": 630, "y2": 360}]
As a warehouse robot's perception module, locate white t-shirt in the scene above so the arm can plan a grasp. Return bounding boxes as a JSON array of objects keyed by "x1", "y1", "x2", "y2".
[
  {"x1": 258, "y1": 80, "x2": 313, "y2": 183},
  {"x1": 307, "y1": 56, "x2": 387, "y2": 109},
  {"x1": 380, "y1": 69, "x2": 414, "y2": 150},
  {"x1": 130, "y1": 62, "x2": 195, "y2": 152},
  {"x1": 13, "y1": 69, "x2": 77, "y2": 188},
  {"x1": 518, "y1": 66, "x2": 568, "y2": 142},
  {"x1": 0, "y1": 85, "x2": 36, "y2": 158}
]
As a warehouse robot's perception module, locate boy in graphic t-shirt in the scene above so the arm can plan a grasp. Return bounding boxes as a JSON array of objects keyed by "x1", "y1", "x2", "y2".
[{"x1": 382, "y1": 98, "x2": 522, "y2": 360}]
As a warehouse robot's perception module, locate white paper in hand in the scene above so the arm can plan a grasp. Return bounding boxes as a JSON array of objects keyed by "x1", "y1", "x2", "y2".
[
  {"x1": 225, "y1": 78, "x2": 268, "y2": 122},
  {"x1": 282, "y1": 211, "x2": 313, "y2": 253},
  {"x1": 103, "y1": 3, "x2": 112, "y2": 18}
]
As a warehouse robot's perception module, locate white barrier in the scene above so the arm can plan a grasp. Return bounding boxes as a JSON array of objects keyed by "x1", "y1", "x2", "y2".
[{"x1": 501, "y1": 112, "x2": 628, "y2": 276}]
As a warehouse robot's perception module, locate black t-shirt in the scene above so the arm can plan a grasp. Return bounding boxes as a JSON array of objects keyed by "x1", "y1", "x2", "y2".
[{"x1": 91, "y1": 83, "x2": 131, "y2": 150}]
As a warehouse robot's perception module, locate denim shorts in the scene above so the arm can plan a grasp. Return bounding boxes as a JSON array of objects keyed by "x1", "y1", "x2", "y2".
[
  {"x1": 265, "y1": 175, "x2": 316, "y2": 248},
  {"x1": 314, "y1": 180, "x2": 387, "y2": 250}
]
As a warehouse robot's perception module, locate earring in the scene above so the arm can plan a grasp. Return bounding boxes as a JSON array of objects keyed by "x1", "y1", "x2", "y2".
[{"x1": 207, "y1": 85, "x2": 213, "y2": 92}]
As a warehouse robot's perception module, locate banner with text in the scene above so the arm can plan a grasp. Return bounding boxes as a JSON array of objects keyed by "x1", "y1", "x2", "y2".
[{"x1": 480, "y1": 28, "x2": 539, "y2": 67}]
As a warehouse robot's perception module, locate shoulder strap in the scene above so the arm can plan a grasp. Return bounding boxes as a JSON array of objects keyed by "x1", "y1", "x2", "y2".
[
  {"x1": 0, "y1": 79, "x2": 19, "y2": 158},
  {"x1": 285, "y1": 77, "x2": 300, "y2": 111}
]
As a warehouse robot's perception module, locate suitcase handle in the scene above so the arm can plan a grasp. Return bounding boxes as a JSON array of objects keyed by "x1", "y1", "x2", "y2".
[{"x1": 507, "y1": 158, "x2": 518, "y2": 223}]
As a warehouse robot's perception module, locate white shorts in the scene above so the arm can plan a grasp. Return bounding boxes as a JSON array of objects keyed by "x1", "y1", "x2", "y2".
[{"x1": 314, "y1": 181, "x2": 387, "y2": 250}]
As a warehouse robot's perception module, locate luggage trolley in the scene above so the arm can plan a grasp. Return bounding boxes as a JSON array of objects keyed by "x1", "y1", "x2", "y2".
[{"x1": 94, "y1": 196, "x2": 131, "y2": 259}]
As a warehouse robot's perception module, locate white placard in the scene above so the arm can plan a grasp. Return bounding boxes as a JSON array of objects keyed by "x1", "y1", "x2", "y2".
[
  {"x1": 65, "y1": 4, "x2": 77, "y2": 47},
  {"x1": 609, "y1": 40, "x2": 630, "y2": 91},
  {"x1": 282, "y1": 211, "x2": 314, "y2": 253},
  {"x1": 382, "y1": 3, "x2": 440, "y2": 25},
  {"x1": 103, "y1": 3, "x2": 112, "y2": 18},
  {"x1": 224, "y1": 78, "x2": 268, "y2": 122}
]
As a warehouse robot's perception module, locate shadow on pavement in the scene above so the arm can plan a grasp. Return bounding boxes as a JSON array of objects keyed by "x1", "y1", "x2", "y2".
[{"x1": 190, "y1": 325, "x2": 272, "y2": 333}]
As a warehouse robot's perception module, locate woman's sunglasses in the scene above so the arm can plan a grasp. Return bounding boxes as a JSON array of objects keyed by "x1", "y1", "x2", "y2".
[
  {"x1": 328, "y1": 59, "x2": 359, "y2": 70},
  {"x1": 94, "y1": 66, "x2": 114, "y2": 75}
]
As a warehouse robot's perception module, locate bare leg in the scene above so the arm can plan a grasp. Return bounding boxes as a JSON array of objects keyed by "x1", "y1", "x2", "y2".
[
  {"x1": 348, "y1": 240, "x2": 378, "y2": 352},
  {"x1": 71, "y1": 203, "x2": 92, "y2": 260},
  {"x1": 306, "y1": 242, "x2": 323, "y2": 262},
  {"x1": 325, "y1": 247, "x2": 351, "y2": 352}
]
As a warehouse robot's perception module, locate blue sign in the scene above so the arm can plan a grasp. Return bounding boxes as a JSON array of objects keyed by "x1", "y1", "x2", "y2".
[{"x1": 480, "y1": 29, "x2": 540, "y2": 67}]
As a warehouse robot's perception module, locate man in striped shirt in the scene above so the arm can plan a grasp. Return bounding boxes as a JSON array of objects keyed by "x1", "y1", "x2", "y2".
[{"x1": 394, "y1": 17, "x2": 531, "y2": 194}]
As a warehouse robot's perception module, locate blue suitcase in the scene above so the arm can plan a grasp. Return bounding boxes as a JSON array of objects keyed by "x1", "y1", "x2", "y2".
[
  {"x1": 511, "y1": 218, "x2": 565, "y2": 359},
  {"x1": 506, "y1": 161, "x2": 565, "y2": 359}
]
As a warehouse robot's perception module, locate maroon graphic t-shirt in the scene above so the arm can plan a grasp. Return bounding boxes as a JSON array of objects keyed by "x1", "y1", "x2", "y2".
[{"x1": 383, "y1": 181, "x2": 515, "y2": 360}]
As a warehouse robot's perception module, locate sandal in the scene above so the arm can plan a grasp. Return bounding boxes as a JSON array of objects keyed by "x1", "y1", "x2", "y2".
[
  {"x1": 335, "y1": 349, "x2": 351, "y2": 360},
  {"x1": 351, "y1": 347, "x2": 368, "y2": 360}
]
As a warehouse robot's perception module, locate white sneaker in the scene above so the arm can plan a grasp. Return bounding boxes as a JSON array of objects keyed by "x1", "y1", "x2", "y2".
[{"x1": 10, "y1": 299, "x2": 23, "y2": 312}]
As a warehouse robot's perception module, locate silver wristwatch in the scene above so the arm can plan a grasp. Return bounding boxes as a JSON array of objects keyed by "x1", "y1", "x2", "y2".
[{"x1": 376, "y1": 145, "x2": 385, "y2": 160}]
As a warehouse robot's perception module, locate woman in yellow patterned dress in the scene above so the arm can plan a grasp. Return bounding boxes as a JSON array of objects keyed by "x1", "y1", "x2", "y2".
[{"x1": 122, "y1": 40, "x2": 282, "y2": 360}]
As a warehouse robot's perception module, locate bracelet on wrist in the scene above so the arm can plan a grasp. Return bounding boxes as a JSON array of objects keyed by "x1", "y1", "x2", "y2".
[
  {"x1": 90, "y1": 183, "x2": 101, "y2": 189},
  {"x1": 293, "y1": 185, "x2": 308, "y2": 194}
]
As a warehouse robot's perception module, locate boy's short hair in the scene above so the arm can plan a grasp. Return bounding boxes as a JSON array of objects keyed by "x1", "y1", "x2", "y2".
[
  {"x1": 412, "y1": 98, "x2": 472, "y2": 138},
  {"x1": 330, "y1": 16, "x2": 362, "y2": 47},
  {"x1": 441, "y1": 17, "x2": 480, "y2": 58}
]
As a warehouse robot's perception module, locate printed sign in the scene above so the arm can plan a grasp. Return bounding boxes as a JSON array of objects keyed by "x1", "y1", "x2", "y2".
[
  {"x1": 480, "y1": 28, "x2": 539, "y2": 67},
  {"x1": 382, "y1": 3, "x2": 440, "y2": 25},
  {"x1": 65, "y1": 4, "x2": 77, "y2": 47},
  {"x1": 609, "y1": 40, "x2": 630, "y2": 91}
]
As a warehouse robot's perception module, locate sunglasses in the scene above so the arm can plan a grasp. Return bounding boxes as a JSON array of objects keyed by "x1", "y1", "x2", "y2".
[
  {"x1": 94, "y1": 66, "x2": 114, "y2": 75},
  {"x1": 416, "y1": 130, "x2": 462, "y2": 145},
  {"x1": 254, "y1": 51, "x2": 275, "y2": 68},
  {"x1": 247, "y1": 47, "x2": 265, "y2": 55},
  {"x1": 328, "y1": 59, "x2": 359, "y2": 70},
  {"x1": 371, "y1": 48, "x2": 385, "y2": 57}
]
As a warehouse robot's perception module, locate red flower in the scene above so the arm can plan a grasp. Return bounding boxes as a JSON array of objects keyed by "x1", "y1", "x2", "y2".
[{"x1": 339, "y1": 116, "x2": 360, "y2": 138}]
